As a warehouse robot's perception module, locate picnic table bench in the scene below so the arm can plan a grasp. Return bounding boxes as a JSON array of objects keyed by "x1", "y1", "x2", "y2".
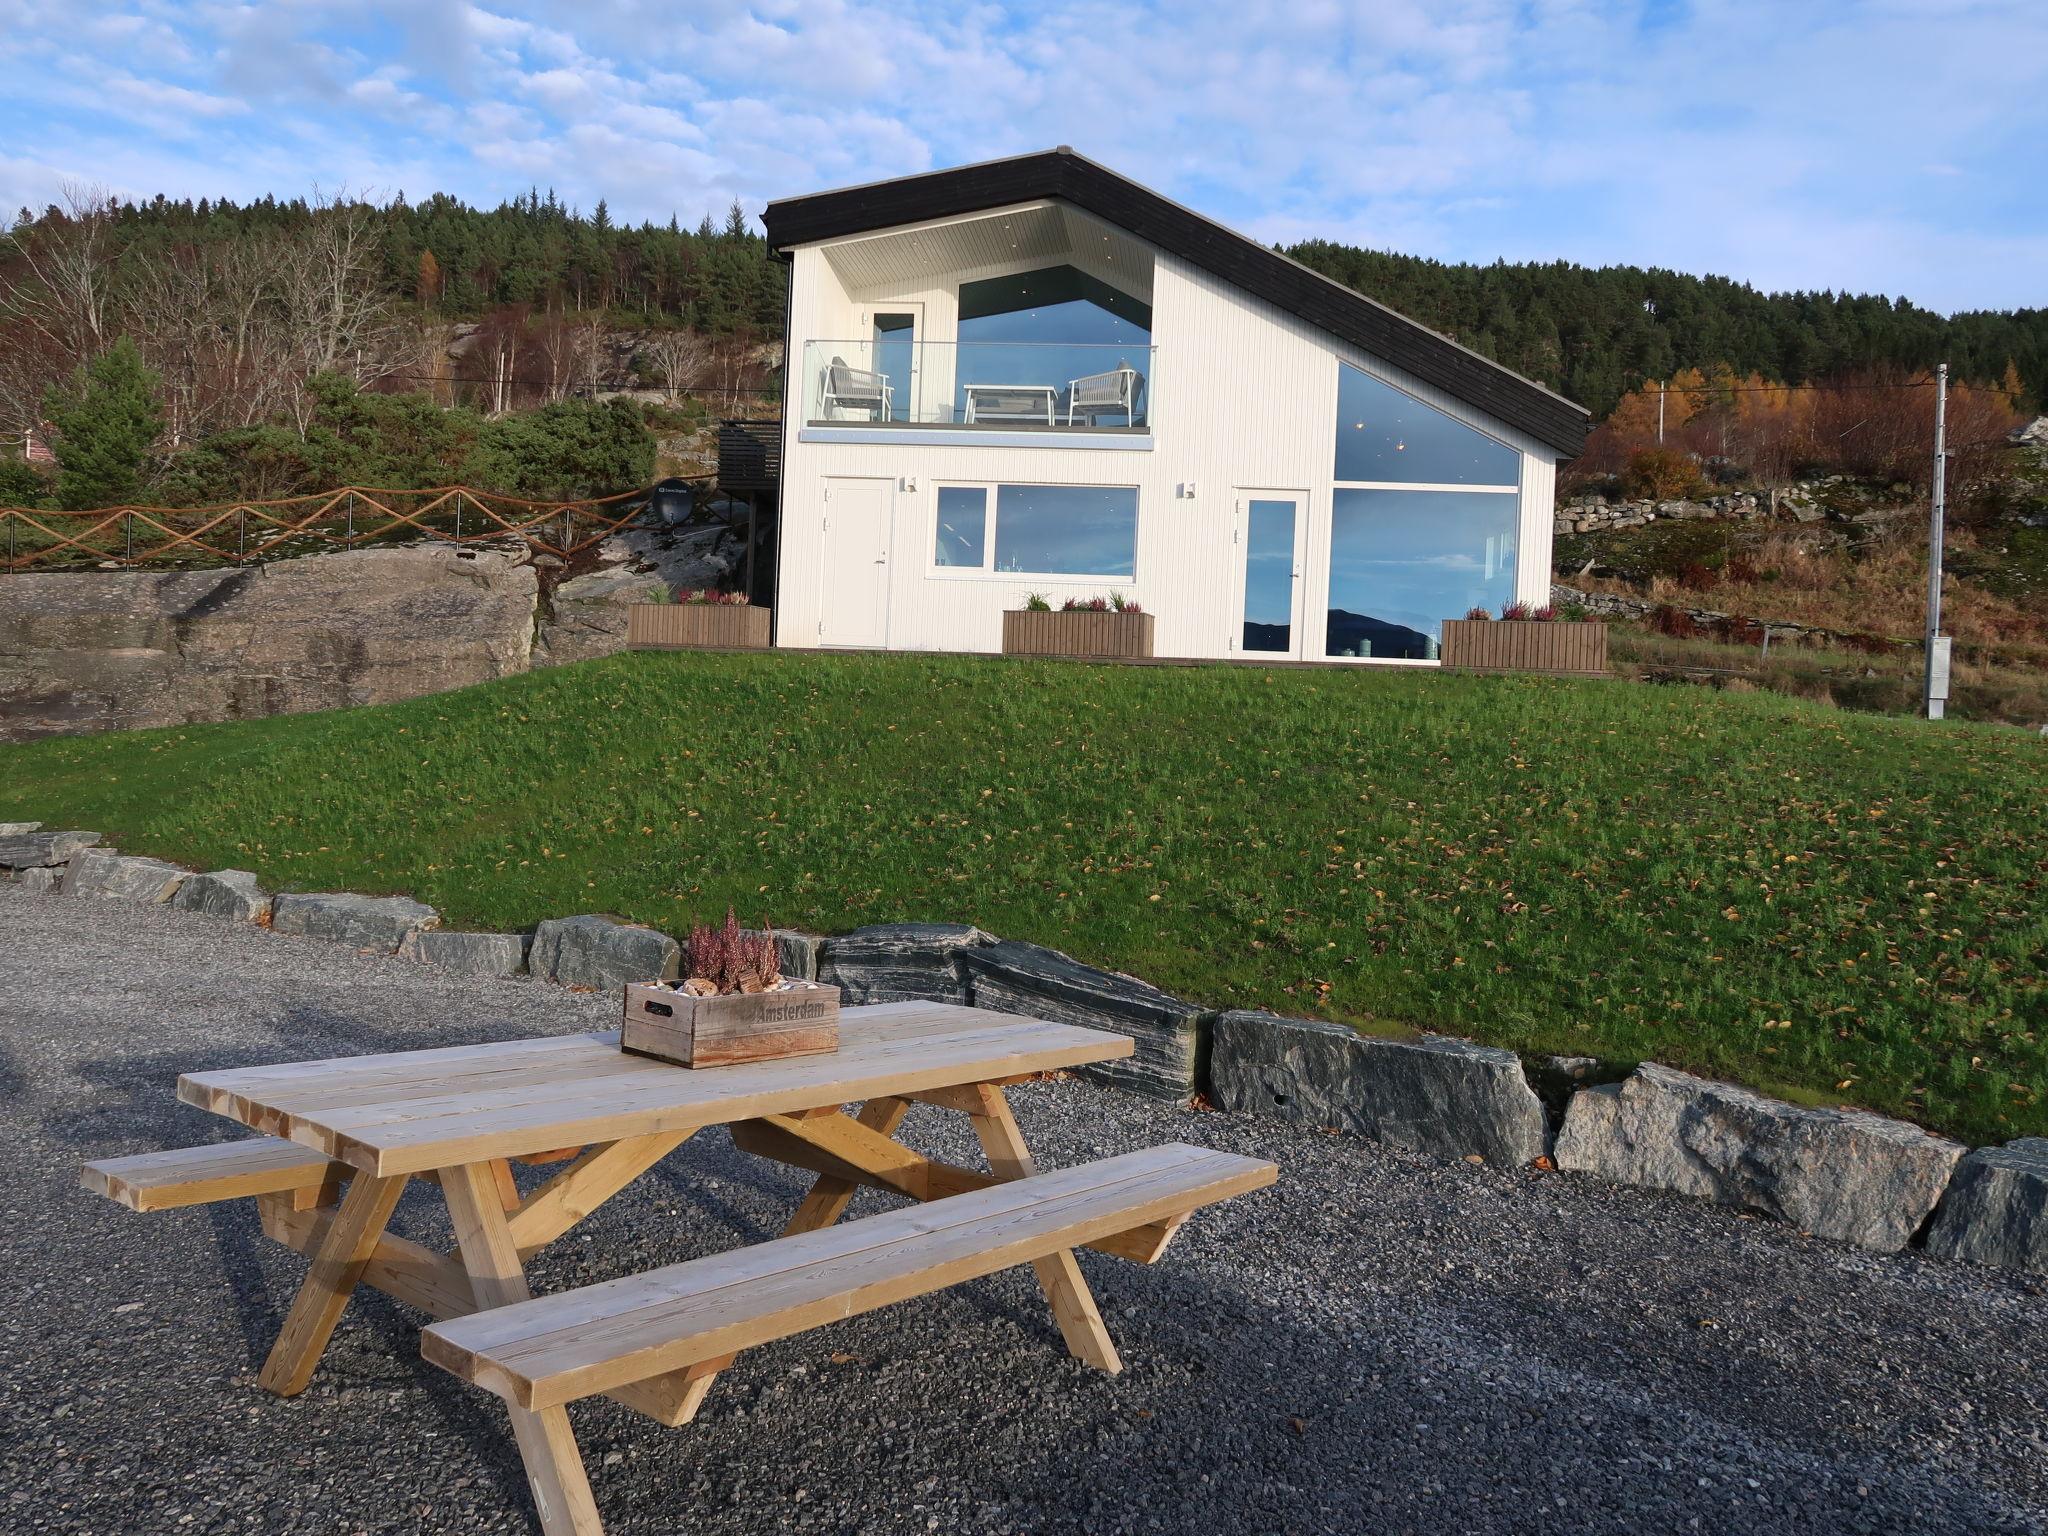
[{"x1": 83, "y1": 1002, "x2": 1276, "y2": 1535}]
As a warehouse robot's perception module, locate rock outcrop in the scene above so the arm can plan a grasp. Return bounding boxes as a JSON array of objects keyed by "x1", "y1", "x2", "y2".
[
  {"x1": 1554, "y1": 1063, "x2": 1964, "y2": 1251},
  {"x1": 0, "y1": 546, "x2": 539, "y2": 741},
  {"x1": 1210, "y1": 1012, "x2": 1550, "y2": 1166}
]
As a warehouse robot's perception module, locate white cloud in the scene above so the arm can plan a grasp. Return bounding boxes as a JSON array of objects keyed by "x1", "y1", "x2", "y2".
[{"x1": 0, "y1": 0, "x2": 2039, "y2": 308}]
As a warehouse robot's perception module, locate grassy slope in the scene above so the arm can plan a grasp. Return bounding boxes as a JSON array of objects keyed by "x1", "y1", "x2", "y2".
[{"x1": 3, "y1": 652, "x2": 2042, "y2": 1143}]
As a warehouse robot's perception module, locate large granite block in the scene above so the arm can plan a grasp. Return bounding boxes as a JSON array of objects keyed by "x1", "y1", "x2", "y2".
[
  {"x1": 1211, "y1": 1011, "x2": 1549, "y2": 1165},
  {"x1": 1554, "y1": 1063, "x2": 1964, "y2": 1252},
  {"x1": 62, "y1": 850, "x2": 188, "y2": 902},
  {"x1": 530, "y1": 914, "x2": 679, "y2": 990},
  {"x1": 272, "y1": 891, "x2": 440, "y2": 952},
  {"x1": 401, "y1": 928, "x2": 532, "y2": 978},
  {"x1": 170, "y1": 869, "x2": 272, "y2": 923},
  {"x1": 959, "y1": 939, "x2": 1207, "y2": 1103},
  {"x1": 1924, "y1": 1138, "x2": 2048, "y2": 1275},
  {"x1": 816, "y1": 923, "x2": 992, "y2": 1005},
  {"x1": 0, "y1": 829, "x2": 100, "y2": 868}
]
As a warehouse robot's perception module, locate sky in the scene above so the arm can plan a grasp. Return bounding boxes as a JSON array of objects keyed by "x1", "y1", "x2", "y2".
[{"x1": 1, "y1": 0, "x2": 2042, "y2": 315}]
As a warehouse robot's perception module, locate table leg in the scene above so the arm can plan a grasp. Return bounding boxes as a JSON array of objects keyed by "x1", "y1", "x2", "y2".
[
  {"x1": 782, "y1": 1097, "x2": 910, "y2": 1235},
  {"x1": 442, "y1": 1161, "x2": 606, "y2": 1536},
  {"x1": 257, "y1": 1170, "x2": 408, "y2": 1396},
  {"x1": 966, "y1": 1083, "x2": 1122, "y2": 1375}
]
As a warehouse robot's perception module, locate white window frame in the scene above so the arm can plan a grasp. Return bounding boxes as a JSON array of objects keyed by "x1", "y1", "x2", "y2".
[
  {"x1": 1322, "y1": 363, "x2": 1524, "y2": 665},
  {"x1": 927, "y1": 479, "x2": 1141, "y2": 583}
]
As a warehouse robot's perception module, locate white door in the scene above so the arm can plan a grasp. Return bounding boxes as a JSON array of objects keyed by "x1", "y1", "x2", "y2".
[
  {"x1": 819, "y1": 477, "x2": 892, "y2": 648},
  {"x1": 1231, "y1": 490, "x2": 1306, "y2": 659}
]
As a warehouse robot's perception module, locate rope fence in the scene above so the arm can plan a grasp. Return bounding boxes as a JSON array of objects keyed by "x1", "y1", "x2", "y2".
[{"x1": 0, "y1": 485, "x2": 657, "y2": 572}]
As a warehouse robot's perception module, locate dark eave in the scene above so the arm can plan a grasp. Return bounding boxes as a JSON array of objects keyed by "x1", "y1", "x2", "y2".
[{"x1": 762, "y1": 149, "x2": 1590, "y2": 458}]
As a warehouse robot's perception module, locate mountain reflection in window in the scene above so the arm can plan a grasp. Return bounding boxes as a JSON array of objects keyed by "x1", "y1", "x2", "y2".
[{"x1": 1325, "y1": 489, "x2": 1518, "y2": 659}]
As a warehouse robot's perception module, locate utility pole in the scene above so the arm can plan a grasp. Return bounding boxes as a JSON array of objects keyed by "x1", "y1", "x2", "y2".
[
  {"x1": 1922, "y1": 363, "x2": 1951, "y2": 720},
  {"x1": 1657, "y1": 382, "x2": 1666, "y2": 445}
]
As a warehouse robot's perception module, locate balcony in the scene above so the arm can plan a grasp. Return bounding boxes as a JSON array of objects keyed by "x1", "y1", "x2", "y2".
[{"x1": 801, "y1": 340, "x2": 1152, "y2": 438}]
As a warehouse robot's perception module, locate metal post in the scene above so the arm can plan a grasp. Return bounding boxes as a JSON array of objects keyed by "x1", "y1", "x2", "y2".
[
  {"x1": 1657, "y1": 382, "x2": 1666, "y2": 445},
  {"x1": 345, "y1": 491, "x2": 355, "y2": 546},
  {"x1": 125, "y1": 512, "x2": 134, "y2": 562},
  {"x1": 562, "y1": 508, "x2": 572, "y2": 556},
  {"x1": 237, "y1": 508, "x2": 245, "y2": 562},
  {"x1": 1923, "y1": 363, "x2": 1950, "y2": 720},
  {"x1": 454, "y1": 491, "x2": 463, "y2": 543}
]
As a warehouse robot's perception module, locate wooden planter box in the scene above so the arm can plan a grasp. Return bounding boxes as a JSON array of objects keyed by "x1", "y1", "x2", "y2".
[
  {"x1": 627, "y1": 602, "x2": 771, "y2": 650},
  {"x1": 1002, "y1": 609, "x2": 1156, "y2": 659},
  {"x1": 622, "y1": 979, "x2": 840, "y2": 1068},
  {"x1": 1440, "y1": 619, "x2": 1607, "y2": 675}
]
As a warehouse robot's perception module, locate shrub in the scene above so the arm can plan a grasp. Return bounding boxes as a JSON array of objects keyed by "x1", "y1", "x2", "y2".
[
  {"x1": 1622, "y1": 447, "x2": 1703, "y2": 501},
  {"x1": 674, "y1": 588, "x2": 747, "y2": 606},
  {"x1": 43, "y1": 337, "x2": 164, "y2": 509},
  {"x1": 1464, "y1": 605, "x2": 1493, "y2": 621},
  {"x1": 0, "y1": 458, "x2": 51, "y2": 508},
  {"x1": 1531, "y1": 604, "x2": 1557, "y2": 621},
  {"x1": 1501, "y1": 600, "x2": 1532, "y2": 620},
  {"x1": 1061, "y1": 596, "x2": 1111, "y2": 612},
  {"x1": 1021, "y1": 593, "x2": 1051, "y2": 612}
]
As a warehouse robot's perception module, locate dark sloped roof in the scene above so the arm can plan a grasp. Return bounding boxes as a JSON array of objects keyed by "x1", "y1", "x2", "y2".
[{"x1": 762, "y1": 148, "x2": 1589, "y2": 458}]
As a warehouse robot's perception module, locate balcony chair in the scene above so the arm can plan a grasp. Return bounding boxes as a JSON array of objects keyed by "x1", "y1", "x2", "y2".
[
  {"x1": 1065, "y1": 365, "x2": 1144, "y2": 427},
  {"x1": 820, "y1": 357, "x2": 894, "y2": 422}
]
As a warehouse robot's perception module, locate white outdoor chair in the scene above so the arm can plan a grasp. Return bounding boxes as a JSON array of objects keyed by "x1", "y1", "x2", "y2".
[
  {"x1": 820, "y1": 356, "x2": 894, "y2": 421},
  {"x1": 1065, "y1": 365, "x2": 1143, "y2": 426}
]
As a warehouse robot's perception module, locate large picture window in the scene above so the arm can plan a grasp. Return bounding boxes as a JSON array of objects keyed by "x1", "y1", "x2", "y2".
[
  {"x1": 1327, "y1": 363, "x2": 1521, "y2": 660},
  {"x1": 932, "y1": 482, "x2": 1137, "y2": 579}
]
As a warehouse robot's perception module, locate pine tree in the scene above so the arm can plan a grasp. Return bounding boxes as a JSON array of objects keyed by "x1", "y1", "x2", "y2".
[
  {"x1": 723, "y1": 200, "x2": 749, "y2": 239},
  {"x1": 44, "y1": 338, "x2": 165, "y2": 509}
]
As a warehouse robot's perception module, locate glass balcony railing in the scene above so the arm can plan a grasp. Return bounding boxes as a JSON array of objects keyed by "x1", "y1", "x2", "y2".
[{"x1": 802, "y1": 340, "x2": 1151, "y2": 431}]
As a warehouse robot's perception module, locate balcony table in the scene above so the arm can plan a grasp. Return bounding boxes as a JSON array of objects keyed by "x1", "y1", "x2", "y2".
[{"x1": 963, "y1": 382, "x2": 1058, "y2": 424}]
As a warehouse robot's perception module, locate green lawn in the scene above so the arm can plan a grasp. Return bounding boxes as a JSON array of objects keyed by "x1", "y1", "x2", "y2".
[{"x1": 4, "y1": 652, "x2": 2042, "y2": 1144}]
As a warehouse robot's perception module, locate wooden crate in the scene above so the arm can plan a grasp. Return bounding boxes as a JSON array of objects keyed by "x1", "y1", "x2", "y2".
[
  {"x1": 1002, "y1": 609, "x2": 1156, "y2": 659},
  {"x1": 1440, "y1": 619, "x2": 1607, "y2": 675},
  {"x1": 627, "y1": 602, "x2": 772, "y2": 650},
  {"x1": 622, "y1": 979, "x2": 840, "y2": 1068}
]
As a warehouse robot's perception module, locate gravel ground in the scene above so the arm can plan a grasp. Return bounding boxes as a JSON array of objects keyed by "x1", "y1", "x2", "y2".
[{"x1": 3, "y1": 883, "x2": 2046, "y2": 1536}]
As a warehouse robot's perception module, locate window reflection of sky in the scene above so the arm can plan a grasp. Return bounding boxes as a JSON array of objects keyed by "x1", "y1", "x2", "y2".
[
  {"x1": 1335, "y1": 364, "x2": 1519, "y2": 485},
  {"x1": 992, "y1": 484, "x2": 1137, "y2": 577}
]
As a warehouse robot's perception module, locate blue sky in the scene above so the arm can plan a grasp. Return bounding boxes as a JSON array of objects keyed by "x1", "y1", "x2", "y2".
[{"x1": 1, "y1": 0, "x2": 2042, "y2": 314}]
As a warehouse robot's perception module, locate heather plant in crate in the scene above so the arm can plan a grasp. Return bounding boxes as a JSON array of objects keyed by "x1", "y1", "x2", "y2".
[
  {"x1": 625, "y1": 907, "x2": 838, "y2": 1068},
  {"x1": 682, "y1": 906, "x2": 782, "y2": 995}
]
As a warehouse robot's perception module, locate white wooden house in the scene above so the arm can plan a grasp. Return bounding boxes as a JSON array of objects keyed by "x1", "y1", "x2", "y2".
[{"x1": 760, "y1": 149, "x2": 1589, "y2": 663}]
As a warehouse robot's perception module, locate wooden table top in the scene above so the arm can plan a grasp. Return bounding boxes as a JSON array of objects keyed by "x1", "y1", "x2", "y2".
[{"x1": 177, "y1": 1001, "x2": 1133, "y2": 1177}]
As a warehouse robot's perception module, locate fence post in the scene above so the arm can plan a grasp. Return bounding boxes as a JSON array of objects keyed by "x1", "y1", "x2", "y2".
[
  {"x1": 237, "y1": 507, "x2": 246, "y2": 563},
  {"x1": 345, "y1": 491, "x2": 355, "y2": 547},
  {"x1": 125, "y1": 513, "x2": 134, "y2": 563},
  {"x1": 5, "y1": 515, "x2": 13, "y2": 573},
  {"x1": 562, "y1": 507, "x2": 572, "y2": 556},
  {"x1": 454, "y1": 491, "x2": 462, "y2": 543}
]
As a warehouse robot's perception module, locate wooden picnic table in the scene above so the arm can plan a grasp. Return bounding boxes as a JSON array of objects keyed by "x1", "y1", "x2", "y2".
[{"x1": 87, "y1": 999, "x2": 1275, "y2": 1535}]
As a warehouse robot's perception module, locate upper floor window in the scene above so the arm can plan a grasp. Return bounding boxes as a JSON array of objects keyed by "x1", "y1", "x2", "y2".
[
  {"x1": 1334, "y1": 363, "x2": 1520, "y2": 486},
  {"x1": 955, "y1": 266, "x2": 1152, "y2": 429}
]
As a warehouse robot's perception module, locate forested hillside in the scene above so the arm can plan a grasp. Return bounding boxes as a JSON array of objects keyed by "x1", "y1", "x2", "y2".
[
  {"x1": 7, "y1": 189, "x2": 2040, "y2": 421},
  {"x1": 3, "y1": 187, "x2": 2042, "y2": 511},
  {"x1": 1283, "y1": 242, "x2": 2048, "y2": 417}
]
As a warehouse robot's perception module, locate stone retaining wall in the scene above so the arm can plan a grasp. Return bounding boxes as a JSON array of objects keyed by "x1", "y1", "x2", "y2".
[{"x1": 6, "y1": 827, "x2": 2040, "y2": 1277}]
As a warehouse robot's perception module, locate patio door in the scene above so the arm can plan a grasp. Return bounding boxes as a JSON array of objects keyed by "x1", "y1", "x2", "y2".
[
  {"x1": 819, "y1": 477, "x2": 892, "y2": 648},
  {"x1": 1232, "y1": 491, "x2": 1305, "y2": 658},
  {"x1": 863, "y1": 302, "x2": 923, "y2": 422}
]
